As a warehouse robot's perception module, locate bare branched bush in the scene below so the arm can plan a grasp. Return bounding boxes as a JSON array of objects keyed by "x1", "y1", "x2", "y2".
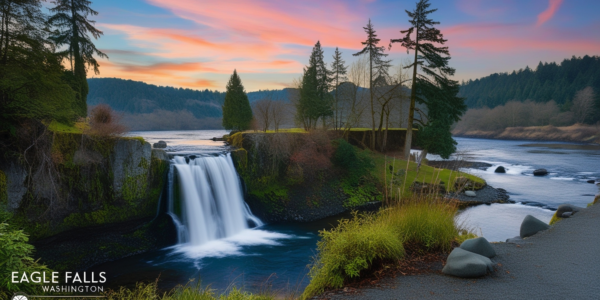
[
  {"x1": 290, "y1": 131, "x2": 333, "y2": 177},
  {"x1": 252, "y1": 99, "x2": 272, "y2": 132},
  {"x1": 86, "y1": 104, "x2": 127, "y2": 137},
  {"x1": 572, "y1": 87, "x2": 596, "y2": 123}
]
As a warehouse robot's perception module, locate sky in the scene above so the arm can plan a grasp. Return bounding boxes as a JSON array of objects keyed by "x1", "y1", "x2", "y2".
[{"x1": 86, "y1": 0, "x2": 600, "y2": 92}]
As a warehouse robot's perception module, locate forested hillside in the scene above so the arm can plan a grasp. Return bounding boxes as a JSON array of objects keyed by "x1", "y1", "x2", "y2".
[
  {"x1": 459, "y1": 55, "x2": 600, "y2": 110},
  {"x1": 87, "y1": 78, "x2": 225, "y2": 119}
]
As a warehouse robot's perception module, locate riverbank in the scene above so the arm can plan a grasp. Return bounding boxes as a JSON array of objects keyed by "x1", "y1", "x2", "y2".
[
  {"x1": 321, "y1": 199, "x2": 600, "y2": 299},
  {"x1": 452, "y1": 124, "x2": 600, "y2": 144}
]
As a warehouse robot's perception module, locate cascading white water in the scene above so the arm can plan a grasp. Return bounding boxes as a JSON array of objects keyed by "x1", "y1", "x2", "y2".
[{"x1": 168, "y1": 153, "x2": 263, "y2": 246}]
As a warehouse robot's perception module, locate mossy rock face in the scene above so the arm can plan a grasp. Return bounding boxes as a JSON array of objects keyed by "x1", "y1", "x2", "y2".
[{"x1": 7, "y1": 133, "x2": 169, "y2": 241}]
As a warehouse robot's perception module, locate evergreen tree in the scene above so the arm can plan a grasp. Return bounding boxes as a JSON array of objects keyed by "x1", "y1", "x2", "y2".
[
  {"x1": 0, "y1": 0, "x2": 76, "y2": 134},
  {"x1": 222, "y1": 70, "x2": 252, "y2": 131},
  {"x1": 353, "y1": 19, "x2": 390, "y2": 149},
  {"x1": 308, "y1": 41, "x2": 333, "y2": 126},
  {"x1": 49, "y1": 0, "x2": 107, "y2": 117},
  {"x1": 390, "y1": 0, "x2": 463, "y2": 160},
  {"x1": 296, "y1": 64, "x2": 320, "y2": 130},
  {"x1": 331, "y1": 47, "x2": 347, "y2": 129}
]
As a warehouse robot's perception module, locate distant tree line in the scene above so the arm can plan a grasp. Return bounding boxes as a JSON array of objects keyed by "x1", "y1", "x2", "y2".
[
  {"x1": 88, "y1": 78, "x2": 225, "y2": 119},
  {"x1": 459, "y1": 55, "x2": 600, "y2": 124}
]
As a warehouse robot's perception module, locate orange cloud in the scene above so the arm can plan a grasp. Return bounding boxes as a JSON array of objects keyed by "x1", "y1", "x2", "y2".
[{"x1": 536, "y1": 0, "x2": 563, "y2": 27}]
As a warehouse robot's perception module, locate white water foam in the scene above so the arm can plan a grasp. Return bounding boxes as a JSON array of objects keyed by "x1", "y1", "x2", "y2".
[{"x1": 172, "y1": 229, "x2": 294, "y2": 259}]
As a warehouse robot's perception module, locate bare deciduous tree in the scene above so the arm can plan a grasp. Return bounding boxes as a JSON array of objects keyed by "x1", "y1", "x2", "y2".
[
  {"x1": 572, "y1": 87, "x2": 596, "y2": 124},
  {"x1": 252, "y1": 99, "x2": 272, "y2": 132}
]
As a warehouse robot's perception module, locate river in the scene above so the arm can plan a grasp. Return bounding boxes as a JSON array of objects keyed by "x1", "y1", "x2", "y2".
[{"x1": 90, "y1": 131, "x2": 599, "y2": 294}]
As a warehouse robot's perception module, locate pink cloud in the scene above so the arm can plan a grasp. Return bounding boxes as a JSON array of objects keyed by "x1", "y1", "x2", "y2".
[{"x1": 536, "y1": 0, "x2": 563, "y2": 27}]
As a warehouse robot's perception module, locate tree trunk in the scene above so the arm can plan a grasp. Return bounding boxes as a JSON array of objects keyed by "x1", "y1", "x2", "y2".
[
  {"x1": 416, "y1": 149, "x2": 428, "y2": 172},
  {"x1": 369, "y1": 54, "x2": 375, "y2": 150},
  {"x1": 403, "y1": 38, "x2": 419, "y2": 160}
]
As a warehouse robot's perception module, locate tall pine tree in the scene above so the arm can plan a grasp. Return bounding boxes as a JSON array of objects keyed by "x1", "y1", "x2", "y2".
[
  {"x1": 390, "y1": 0, "x2": 464, "y2": 160},
  {"x1": 353, "y1": 19, "x2": 390, "y2": 149},
  {"x1": 331, "y1": 47, "x2": 347, "y2": 130},
  {"x1": 222, "y1": 70, "x2": 252, "y2": 131},
  {"x1": 49, "y1": 0, "x2": 107, "y2": 117},
  {"x1": 310, "y1": 41, "x2": 333, "y2": 127}
]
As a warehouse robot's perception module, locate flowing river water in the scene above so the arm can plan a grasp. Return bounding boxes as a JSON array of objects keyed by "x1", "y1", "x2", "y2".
[{"x1": 90, "y1": 131, "x2": 600, "y2": 294}]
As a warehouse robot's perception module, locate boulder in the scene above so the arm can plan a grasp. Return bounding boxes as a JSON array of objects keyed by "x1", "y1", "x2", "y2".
[
  {"x1": 442, "y1": 248, "x2": 494, "y2": 278},
  {"x1": 556, "y1": 204, "x2": 581, "y2": 218},
  {"x1": 153, "y1": 140, "x2": 167, "y2": 149},
  {"x1": 460, "y1": 237, "x2": 496, "y2": 258},
  {"x1": 494, "y1": 166, "x2": 506, "y2": 173},
  {"x1": 533, "y1": 169, "x2": 548, "y2": 176},
  {"x1": 520, "y1": 215, "x2": 550, "y2": 238},
  {"x1": 587, "y1": 179, "x2": 595, "y2": 184},
  {"x1": 465, "y1": 190, "x2": 477, "y2": 197}
]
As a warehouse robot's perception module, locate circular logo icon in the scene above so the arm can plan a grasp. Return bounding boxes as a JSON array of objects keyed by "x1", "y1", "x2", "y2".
[{"x1": 12, "y1": 292, "x2": 28, "y2": 300}]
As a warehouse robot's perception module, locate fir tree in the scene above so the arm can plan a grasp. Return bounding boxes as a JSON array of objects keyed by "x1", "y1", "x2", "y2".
[
  {"x1": 0, "y1": 0, "x2": 77, "y2": 134},
  {"x1": 49, "y1": 0, "x2": 107, "y2": 117},
  {"x1": 353, "y1": 19, "x2": 390, "y2": 149},
  {"x1": 390, "y1": 0, "x2": 464, "y2": 160},
  {"x1": 222, "y1": 70, "x2": 252, "y2": 131},
  {"x1": 331, "y1": 47, "x2": 347, "y2": 129},
  {"x1": 308, "y1": 41, "x2": 333, "y2": 126},
  {"x1": 296, "y1": 64, "x2": 320, "y2": 130}
]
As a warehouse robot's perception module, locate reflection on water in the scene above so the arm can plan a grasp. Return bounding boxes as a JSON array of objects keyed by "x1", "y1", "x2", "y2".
[
  {"x1": 456, "y1": 203, "x2": 554, "y2": 242},
  {"x1": 126, "y1": 130, "x2": 229, "y2": 154}
]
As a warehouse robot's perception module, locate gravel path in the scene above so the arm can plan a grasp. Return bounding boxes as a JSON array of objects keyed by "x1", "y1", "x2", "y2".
[{"x1": 326, "y1": 203, "x2": 600, "y2": 300}]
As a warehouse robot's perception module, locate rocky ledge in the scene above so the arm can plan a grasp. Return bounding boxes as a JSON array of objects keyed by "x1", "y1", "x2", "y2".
[{"x1": 446, "y1": 185, "x2": 513, "y2": 207}]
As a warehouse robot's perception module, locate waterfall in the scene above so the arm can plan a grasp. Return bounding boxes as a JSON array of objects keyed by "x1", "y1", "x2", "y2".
[{"x1": 167, "y1": 153, "x2": 263, "y2": 246}]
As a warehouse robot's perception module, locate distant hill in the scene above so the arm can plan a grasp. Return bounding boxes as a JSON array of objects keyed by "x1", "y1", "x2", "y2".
[
  {"x1": 459, "y1": 55, "x2": 600, "y2": 109},
  {"x1": 87, "y1": 78, "x2": 225, "y2": 119},
  {"x1": 87, "y1": 78, "x2": 294, "y2": 130}
]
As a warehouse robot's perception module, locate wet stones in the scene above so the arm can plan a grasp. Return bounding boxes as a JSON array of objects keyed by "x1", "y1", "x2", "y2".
[
  {"x1": 533, "y1": 168, "x2": 548, "y2": 176},
  {"x1": 494, "y1": 166, "x2": 506, "y2": 173},
  {"x1": 442, "y1": 248, "x2": 494, "y2": 278}
]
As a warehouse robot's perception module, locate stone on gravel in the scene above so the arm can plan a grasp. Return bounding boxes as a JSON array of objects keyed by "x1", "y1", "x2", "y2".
[
  {"x1": 465, "y1": 190, "x2": 476, "y2": 197},
  {"x1": 460, "y1": 237, "x2": 496, "y2": 258},
  {"x1": 556, "y1": 204, "x2": 580, "y2": 218},
  {"x1": 494, "y1": 166, "x2": 506, "y2": 173},
  {"x1": 561, "y1": 212, "x2": 573, "y2": 218},
  {"x1": 520, "y1": 215, "x2": 551, "y2": 238},
  {"x1": 442, "y1": 248, "x2": 494, "y2": 278},
  {"x1": 533, "y1": 168, "x2": 548, "y2": 176}
]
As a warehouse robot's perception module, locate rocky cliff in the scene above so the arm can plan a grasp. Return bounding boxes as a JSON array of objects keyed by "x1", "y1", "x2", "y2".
[{"x1": 0, "y1": 132, "x2": 174, "y2": 270}]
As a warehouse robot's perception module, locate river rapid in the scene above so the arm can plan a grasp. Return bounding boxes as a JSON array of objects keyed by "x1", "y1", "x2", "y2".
[{"x1": 91, "y1": 131, "x2": 599, "y2": 294}]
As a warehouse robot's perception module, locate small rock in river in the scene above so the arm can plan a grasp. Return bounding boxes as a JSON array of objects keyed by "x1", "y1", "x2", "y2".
[
  {"x1": 494, "y1": 166, "x2": 506, "y2": 173},
  {"x1": 533, "y1": 168, "x2": 548, "y2": 176}
]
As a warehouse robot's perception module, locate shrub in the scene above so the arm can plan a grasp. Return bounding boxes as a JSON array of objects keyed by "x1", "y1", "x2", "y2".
[
  {"x1": 333, "y1": 139, "x2": 374, "y2": 186},
  {"x1": 86, "y1": 104, "x2": 127, "y2": 137},
  {"x1": 302, "y1": 212, "x2": 404, "y2": 299},
  {"x1": 384, "y1": 200, "x2": 458, "y2": 252},
  {"x1": 289, "y1": 131, "x2": 333, "y2": 177},
  {"x1": 0, "y1": 223, "x2": 50, "y2": 298}
]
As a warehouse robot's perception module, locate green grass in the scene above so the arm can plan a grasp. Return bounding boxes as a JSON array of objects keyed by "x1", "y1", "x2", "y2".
[
  {"x1": 47, "y1": 120, "x2": 87, "y2": 134},
  {"x1": 259, "y1": 128, "x2": 407, "y2": 133},
  {"x1": 368, "y1": 151, "x2": 486, "y2": 198},
  {"x1": 123, "y1": 136, "x2": 146, "y2": 144},
  {"x1": 301, "y1": 198, "x2": 466, "y2": 299}
]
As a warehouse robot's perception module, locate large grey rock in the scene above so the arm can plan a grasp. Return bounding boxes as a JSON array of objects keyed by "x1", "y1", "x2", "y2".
[
  {"x1": 520, "y1": 215, "x2": 550, "y2": 238},
  {"x1": 556, "y1": 204, "x2": 581, "y2": 218},
  {"x1": 111, "y1": 139, "x2": 152, "y2": 198},
  {"x1": 533, "y1": 168, "x2": 548, "y2": 176},
  {"x1": 494, "y1": 166, "x2": 506, "y2": 173},
  {"x1": 442, "y1": 248, "x2": 494, "y2": 278},
  {"x1": 151, "y1": 149, "x2": 169, "y2": 162},
  {"x1": 1, "y1": 162, "x2": 28, "y2": 211},
  {"x1": 465, "y1": 190, "x2": 477, "y2": 197},
  {"x1": 153, "y1": 140, "x2": 167, "y2": 149},
  {"x1": 460, "y1": 237, "x2": 496, "y2": 258}
]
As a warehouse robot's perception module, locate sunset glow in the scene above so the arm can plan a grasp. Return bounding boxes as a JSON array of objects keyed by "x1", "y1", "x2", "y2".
[{"x1": 91, "y1": 0, "x2": 600, "y2": 91}]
